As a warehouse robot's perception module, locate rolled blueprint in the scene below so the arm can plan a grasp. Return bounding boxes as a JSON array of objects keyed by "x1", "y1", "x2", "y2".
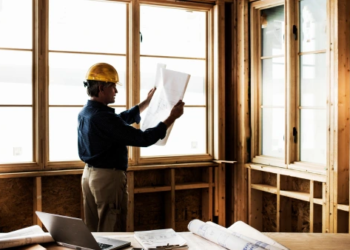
[
  {"x1": 207, "y1": 222, "x2": 285, "y2": 250},
  {"x1": 188, "y1": 219, "x2": 266, "y2": 250}
]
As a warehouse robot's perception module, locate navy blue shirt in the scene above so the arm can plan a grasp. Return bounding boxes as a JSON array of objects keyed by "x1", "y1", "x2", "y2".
[{"x1": 78, "y1": 100, "x2": 167, "y2": 171}]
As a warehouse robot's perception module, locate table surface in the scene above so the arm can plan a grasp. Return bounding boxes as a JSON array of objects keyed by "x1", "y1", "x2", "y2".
[{"x1": 39, "y1": 232, "x2": 350, "y2": 250}]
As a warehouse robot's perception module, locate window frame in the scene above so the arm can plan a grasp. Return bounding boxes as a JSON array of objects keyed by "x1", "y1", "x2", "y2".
[
  {"x1": 250, "y1": 0, "x2": 330, "y2": 175},
  {"x1": 0, "y1": 0, "x2": 225, "y2": 173}
]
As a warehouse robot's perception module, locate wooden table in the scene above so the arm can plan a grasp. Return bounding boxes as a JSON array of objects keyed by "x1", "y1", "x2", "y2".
[{"x1": 39, "y1": 232, "x2": 350, "y2": 250}]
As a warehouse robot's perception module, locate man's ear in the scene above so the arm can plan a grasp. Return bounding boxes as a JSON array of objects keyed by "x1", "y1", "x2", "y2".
[{"x1": 98, "y1": 83, "x2": 104, "y2": 92}]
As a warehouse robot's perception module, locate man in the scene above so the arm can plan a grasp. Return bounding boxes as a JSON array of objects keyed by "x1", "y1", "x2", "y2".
[{"x1": 78, "y1": 62, "x2": 184, "y2": 232}]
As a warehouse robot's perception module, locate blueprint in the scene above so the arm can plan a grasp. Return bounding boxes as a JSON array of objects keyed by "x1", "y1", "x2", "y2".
[{"x1": 142, "y1": 67, "x2": 190, "y2": 146}]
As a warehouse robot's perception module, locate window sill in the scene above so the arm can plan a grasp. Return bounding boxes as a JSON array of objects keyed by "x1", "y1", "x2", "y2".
[{"x1": 246, "y1": 163, "x2": 327, "y2": 182}]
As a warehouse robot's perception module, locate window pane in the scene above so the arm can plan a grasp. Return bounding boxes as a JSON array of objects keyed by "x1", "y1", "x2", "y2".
[
  {"x1": 140, "y1": 5, "x2": 206, "y2": 58},
  {"x1": 300, "y1": 54, "x2": 327, "y2": 107},
  {"x1": 140, "y1": 57, "x2": 206, "y2": 105},
  {"x1": 261, "y1": 5, "x2": 285, "y2": 57},
  {"x1": 0, "y1": 0, "x2": 32, "y2": 49},
  {"x1": 300, "y1": 109, "x2": 326, "y2": 164},
  {"x1": 0, "y1": 108, "x2": 32, "y2": 163},
  {"x1": 0, "y1": 50, "x2": 32, "y2": 105},
  {"x1": 49, "y1": 0, "x2": 126, "y2": 53},
  {"x1": 262, "y1": 108, "x2": 284, "y2": 158},
  {"x1": 50, "y1": 107, "x2": 126, "y2": 162},
  {"x1": 49, "y1": 53, "x2": 126, "y2": 105},
  {"x1": 49, "y1": 108, "x2": 80, "y2": 161},
  {"x1": 262, "y1": 57, "x2": 285, "y2": 106},
  {"x1": 140, "y1": 108, "x2": 206, "y2": 156},
  {"x1": 300, "y1": 0, "x2": 327, "y2": 52}
]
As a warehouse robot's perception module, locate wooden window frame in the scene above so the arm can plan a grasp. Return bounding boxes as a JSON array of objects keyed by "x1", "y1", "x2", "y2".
[
  {"x1": 0, "y1": 0, "x2": 225, "y2": 173},
  {"x1": 250, "y1": 0, "x2": 330, "y2": 175}
]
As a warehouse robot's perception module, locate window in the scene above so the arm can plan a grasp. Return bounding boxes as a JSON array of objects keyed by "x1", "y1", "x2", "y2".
[
  {"x1": 0, "y1": 0, "x2": 220, "y2": 171},
  {"x1": 0, "y1": 0, "x2": 33, "y2": 164},
  {"x1": 250, "y1": 0, "x2": 328, "y2": 173},
  {"x1": 139, "y1": 5, "x2": 207, "y2": 157},
  {"x1": 48, "y1": 0, "x2": 127, "y2": 161}
]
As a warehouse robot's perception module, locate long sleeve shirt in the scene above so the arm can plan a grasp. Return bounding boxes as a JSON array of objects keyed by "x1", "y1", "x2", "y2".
[{"x1": 78, "y1": 100, "x2": 167, "y2": 170}]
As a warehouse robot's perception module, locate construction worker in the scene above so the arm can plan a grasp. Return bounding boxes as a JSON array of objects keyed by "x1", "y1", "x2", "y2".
[{"x1": 78, "y1": 62, "x2": 184, "y2": 232}]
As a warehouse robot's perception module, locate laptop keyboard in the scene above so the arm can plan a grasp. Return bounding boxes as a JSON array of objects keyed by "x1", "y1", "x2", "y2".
[{"x1": 97, "y1": 242, "x2": 113, "y2": 250}]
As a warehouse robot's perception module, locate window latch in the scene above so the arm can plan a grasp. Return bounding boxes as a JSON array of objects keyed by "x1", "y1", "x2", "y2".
[
  {"x1": 293, "y1": 127, "x2": 297, "y2": 143},
  {"x1": 139, "y1": 31, "x2": 143, "y2": 43},
  {"x1": 293, "y1": 25, "x2": 298, "y2": 40}
]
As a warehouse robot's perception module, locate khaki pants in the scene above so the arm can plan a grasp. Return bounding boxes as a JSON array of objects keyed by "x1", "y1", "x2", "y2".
[{"x1": 81, "y1": 165, "x2": 128, "y2": 232}]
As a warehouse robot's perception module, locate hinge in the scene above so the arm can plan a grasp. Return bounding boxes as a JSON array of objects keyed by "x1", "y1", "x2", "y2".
[
  {"x1": 293, "y1": 127, "x2": 297, "y2": 143},
  {"x1": 293, "y1": 25, "x2": 298, "y2": 40}
]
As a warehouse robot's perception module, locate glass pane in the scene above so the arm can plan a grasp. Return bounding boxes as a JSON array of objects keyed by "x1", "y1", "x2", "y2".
[
  {"x1": 300, "y1": 109, "x2": 326, "y2": 164},
  {"x1": 300, "y1": 0, "x2": 327, "y2": 52},
  {"x1": 262, "y1": 108, "x2": 284, "y2": 158},
  {"x1": 140, "y1": 5, "x2": 206, "y2": 58},
  {"x1": 0, "y1": 0, "x2": 32, "y2": 49},
  {"x1": 49, "y1": 108, "x2": 80, "y2": 161},
  {"x1": 0, "y1": 50, "x2": 32, "y2": 105},
  {"x1": 49, "y1": 0, "x2": 126, "y2": 53},
  {"x1": 261, "y1": 5, "x2": 285, "y2": 57},
  {"x1": 140, "y1": 57, "x2": 206, "y2": 105},
  {"x1": 140, "y1": 108, "x2": 206, "y2": 156},
  {"x1": 49, "y1": 53, "x2": 126, "y2": 105},
  {"x1": 50, "y1": 107, "x2": 126, "y2": 162},
  {"x1": 300, "y1": 54, "x2": 327, "y2": 107},
  {"x1": 262, "y1": 57, "x2": 285, "y2": 106},
  {"x1": 0, "y1": 108, "x2": 32, "y2": 163}
]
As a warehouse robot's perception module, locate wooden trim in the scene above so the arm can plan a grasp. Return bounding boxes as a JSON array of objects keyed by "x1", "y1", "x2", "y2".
[
  {"x1": 48, "y1": 50, "x2": 126, "y2": 56},
  {"x1": 137, "y1": 154, "x2": 214, "y2": 165},
  {"x1": 139, "y1": 0, "x2": 213, "y2": 10},
  {"x1": 0, "y1": 169, "x2": 83, "y2": 179},
  {"x1": 140, "y1": 54, "x2": 206, "y2": 61},
  {"x1": 250, "y1": 0, "x2": 284, "y2": 9},
  {"x1": 286, "y1": 0, "x2": 297, "y2": 165},
  {"x1": 310, "y1": 180, "x2": 314, "y2": 232},
  {"x1": 298, "y1": 50, "x2": 327, "y2": 55},
  {"x1": 126, "y1": 171, "x2": 134, "y2": 232},
  {"x1": 128, "y1": 161, "x2": 219, "y2": 171},
  {"x1": 0, "y1": 47, "x2": 32, "y2": 51},
  {"x1": 247, "y1": 163, "x2": 327, "y2": 182},
  {"x1": 234, "y1": 0, "x2": 249, "y2": 223},
  {"x1": 276, "y1": 174, "x2": 280, "y2": 232},
  {"x1": 128, "y1": 0, "x2": 140, "y2": 164},
  {"x1": 33, "y1": 176, "x2": 42, "y2": 227}
]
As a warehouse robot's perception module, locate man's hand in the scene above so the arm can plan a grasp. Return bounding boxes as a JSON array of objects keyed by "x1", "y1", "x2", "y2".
[
  {"x1": 169, "y1": 100, "x2": 185, "y2": 119},
  {"x1": 163, "y1": 100, "x2": 185, "y2": 128},
  {"x1": 139, "y1": 87, "x2": 156, "y2": 113},
  {"x1": 145, "y1": 87, "x2": 156, "y2": 104}
]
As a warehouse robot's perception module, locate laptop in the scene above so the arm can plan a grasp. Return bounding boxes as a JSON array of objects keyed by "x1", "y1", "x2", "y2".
[{"x1": 36, "y1": 211, "x2": 131, "y2": 250}]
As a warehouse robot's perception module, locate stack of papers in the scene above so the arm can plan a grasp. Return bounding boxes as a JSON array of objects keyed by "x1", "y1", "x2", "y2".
[
  {"x1": 0, "y1": 225, "x2": 54, "y2": 249},
  {"x1": 134, "y1": 228, "x2": 188, "y2": 250}
]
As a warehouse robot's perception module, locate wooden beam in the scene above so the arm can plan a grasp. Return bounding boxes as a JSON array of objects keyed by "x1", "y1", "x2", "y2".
[{"x1": 33, "y1": 177, "x2": 42, "y2": 227}]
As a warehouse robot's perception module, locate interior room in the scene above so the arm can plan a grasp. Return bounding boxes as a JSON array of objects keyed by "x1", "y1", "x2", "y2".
[{"x1": 1, "y1": 0, "x2": 350, "y2": 242}]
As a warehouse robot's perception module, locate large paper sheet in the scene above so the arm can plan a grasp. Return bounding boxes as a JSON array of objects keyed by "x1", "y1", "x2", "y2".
[
  {"x1": 141, "y1": 68, "x2": 190, "y2": 145},
  {"x1": 188, "y1": 219, "x2": 289, "y2": 250},
  {"x1": 0, "y1": 225, "x2": 54, "y2": 249}
]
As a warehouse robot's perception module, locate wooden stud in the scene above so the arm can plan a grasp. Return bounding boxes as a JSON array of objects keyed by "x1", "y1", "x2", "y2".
[
  {"x1": 165, "y1": 169, "x2": 175, "y2": 229},
  {"x1": 127, "y1": 171, "x2": 134, "y2": 232},
  {"x1": 33, "y1": 177, "x2": 42, "y2": 227},
  {"x1": 310, "y1": 180, "x2": 314, "y2": 232}
]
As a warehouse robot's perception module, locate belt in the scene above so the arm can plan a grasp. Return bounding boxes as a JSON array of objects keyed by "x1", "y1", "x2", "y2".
[{"x1": 86, "y1": 164, "x2": 125, "y2": 172}]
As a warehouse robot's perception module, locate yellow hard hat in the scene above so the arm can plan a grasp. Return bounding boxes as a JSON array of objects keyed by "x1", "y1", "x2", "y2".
[{"x1": 85, "y1": 63, "x2": 121, "y2": 85}]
